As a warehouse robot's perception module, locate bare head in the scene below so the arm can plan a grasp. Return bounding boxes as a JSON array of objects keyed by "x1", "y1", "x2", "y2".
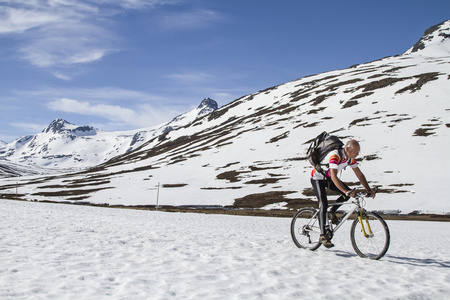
[{"x1": 345, "y1": 139, "x2": 360, "y2": 159}]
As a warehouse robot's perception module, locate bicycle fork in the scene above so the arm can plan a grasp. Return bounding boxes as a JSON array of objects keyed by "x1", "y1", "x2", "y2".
[{"x1": 358, "y1": 210, "x2": 374, "y2": 238}]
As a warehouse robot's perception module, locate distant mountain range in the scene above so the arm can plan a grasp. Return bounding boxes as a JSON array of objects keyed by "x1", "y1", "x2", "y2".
[
  {"x1": 0, "y1": 97, "x2": 218, "y2": 173},
  {"x1": 1, "y1": 21, "x2": 449, "y2": 215}
]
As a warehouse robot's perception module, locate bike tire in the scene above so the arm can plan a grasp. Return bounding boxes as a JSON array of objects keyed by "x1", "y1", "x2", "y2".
[
  {"x1": 290, "y1": 207, "x2": 321, "y2": 251},
  {"x1": 350, "y1": 211, "x2": 390, "y2": 260}
]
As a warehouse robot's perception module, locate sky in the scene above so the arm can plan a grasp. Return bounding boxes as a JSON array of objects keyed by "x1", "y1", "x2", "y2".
[{"x1": 0, "y1": 0, "x2": 449, "y2": 143}]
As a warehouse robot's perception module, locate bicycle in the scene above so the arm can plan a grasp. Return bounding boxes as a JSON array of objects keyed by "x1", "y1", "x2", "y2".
[{"x1": 290, "y1": 188, "x2": 390, "y2": 260}]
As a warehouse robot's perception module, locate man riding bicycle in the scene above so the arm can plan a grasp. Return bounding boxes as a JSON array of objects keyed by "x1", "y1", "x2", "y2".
[{"x1": 310, "y1": 139, "x2": 376, "y2": 248}]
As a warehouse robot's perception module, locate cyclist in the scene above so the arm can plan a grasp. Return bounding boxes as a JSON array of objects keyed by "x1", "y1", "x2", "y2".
[{"x1": 310, "y1": 139, "x2": 376, "y2": 248}]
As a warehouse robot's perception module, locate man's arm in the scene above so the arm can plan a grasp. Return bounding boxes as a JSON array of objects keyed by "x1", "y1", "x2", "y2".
[
  {"x1": 329, "y1": 168, "x2": 354, "y2": 197},
  {"x1": 352, "y1": 166, "x2": 375, "y2": 198}
]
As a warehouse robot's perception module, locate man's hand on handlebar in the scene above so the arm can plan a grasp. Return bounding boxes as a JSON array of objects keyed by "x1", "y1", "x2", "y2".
[
  {"x1": 368, "y1": 187, "x2": 378, "y2": 198},
  {"x1": 345, "y1": 188, "x2": 356, "y2": 198}
]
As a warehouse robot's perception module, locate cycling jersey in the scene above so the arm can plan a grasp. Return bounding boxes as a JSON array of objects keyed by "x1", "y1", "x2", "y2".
[{"x1": 311, "y1": 149, "x2": 358, "y2": 180}]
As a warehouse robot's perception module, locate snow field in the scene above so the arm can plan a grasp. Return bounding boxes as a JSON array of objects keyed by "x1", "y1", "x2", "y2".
[{"x1": 1, "y1": 199, "x2": 449, "y2": 299}]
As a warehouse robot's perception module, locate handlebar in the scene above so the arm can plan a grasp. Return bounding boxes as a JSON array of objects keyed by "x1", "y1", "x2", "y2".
[{"x1": 354, "y1": 187, "x2": 378, "y2": 199}]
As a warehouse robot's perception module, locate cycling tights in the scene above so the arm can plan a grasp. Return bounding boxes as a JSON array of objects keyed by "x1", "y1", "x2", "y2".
[{"x1": 310, "y1": 178, "x2": 350, "y2": 235}]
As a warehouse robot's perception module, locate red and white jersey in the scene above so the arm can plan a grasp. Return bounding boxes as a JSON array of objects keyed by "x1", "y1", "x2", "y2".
[{"x1": 311, "y1": 149, "x2": 358, "y2": 180}]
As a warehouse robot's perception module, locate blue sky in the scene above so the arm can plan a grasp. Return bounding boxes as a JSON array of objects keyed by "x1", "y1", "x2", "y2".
[{"x1": 0, "y1": 0, "x2": 449, "y2": 142}]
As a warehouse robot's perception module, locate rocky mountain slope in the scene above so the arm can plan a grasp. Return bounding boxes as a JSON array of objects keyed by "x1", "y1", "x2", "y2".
[{"x1": 1, "y1": 21, "x2": 449, "y2": 214}]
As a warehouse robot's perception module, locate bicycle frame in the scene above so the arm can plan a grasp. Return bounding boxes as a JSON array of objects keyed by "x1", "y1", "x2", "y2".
[
  {"x1": 297, "y1": 192, "x2": 375, "y2": 238},
  {"x1": 327, "y1": 192, "x2": 372, "y2": 235},
  {"x1": 327, "y1": 201, "x2": 357, "y2": 233}
]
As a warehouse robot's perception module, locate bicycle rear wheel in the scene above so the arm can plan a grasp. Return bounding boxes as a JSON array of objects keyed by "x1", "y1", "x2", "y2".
[
  {"x1": 290, "y1": 207, "x2": 321, "y2": 250},
  {"x1": 350, "y1": 211, "x2": 390, "y2": 260}
]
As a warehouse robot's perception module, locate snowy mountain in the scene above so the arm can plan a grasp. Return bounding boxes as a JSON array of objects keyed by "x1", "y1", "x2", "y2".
[
  {"x1": 0, "y1": 98, "x2": 218, "y2": 170},
  {"x1": 405, "y1": 20, "x2": 450, "y2": 56},
  {"x1": 1, "y1": 21, "x2": 449, "y2": 215}
]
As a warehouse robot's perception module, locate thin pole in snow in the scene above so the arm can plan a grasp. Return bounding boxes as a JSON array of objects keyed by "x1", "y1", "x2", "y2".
[{"x1": 156, "y1": 182, "x2": 160, "y2": 209}]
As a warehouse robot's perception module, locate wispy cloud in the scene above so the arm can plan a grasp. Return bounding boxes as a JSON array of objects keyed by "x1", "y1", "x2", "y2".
[
  {"x1": 165, "y1": 70, "x2": 215, "y2": 83},
  {"x1": 51, "y1": 71, "x2": 72, "y2": 81},
  {"x1": 0, "y1": 0, "x2": 183, "y2": 78},
  {"x1": 0, "y1": 6, "x2": 61, "y2": 34},
  {"x1": 47, "y1": 97, "x2": 185, "y2": 129},
  {"x1": 108, "y1": 0, "x2": 182, "y2": 10},
  {"x1": 159, "y1": 9, "x2": 224, "y2": 30},
  {"x1": 18, "y1": 21, "x2": 118, "y2": 68},
  {"x1": 48, "y1": 98, "x2": 136, "y2": 122}
]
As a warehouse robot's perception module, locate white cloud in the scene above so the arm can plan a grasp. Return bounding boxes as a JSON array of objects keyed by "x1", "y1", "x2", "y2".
[
  {"x1": 159, "y1": 9, "x2": 224, "y2": 30},
  {"x1": 47, "y1": 97, "x2": 185, "y2": 129},
  {"x1": 165, "y1": 71, "x2": 215, "y2": 83},
  {"x1": 0, "y1": 0, "x2": 180, "y2": 72},
  {"x1": 17, "y1": 17, "x2": 119, "y2": 67},
  {"x1": 49, "y1": 98, "x2": 136, "y2": 122},
  {"x1": 51, "y1": 71, "x2": 72, "y2": 81},
  {"x1": 0, "y1": 6, "x2": 61, "y2": 34},
  {"x1": 104, "y1": 0, "x2": 181, "y2": 10}
]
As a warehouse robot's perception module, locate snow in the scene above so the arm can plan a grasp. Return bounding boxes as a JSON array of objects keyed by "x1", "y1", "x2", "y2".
[{"x1": 1, "y1": 199, "x2": 449, "y2": 299}]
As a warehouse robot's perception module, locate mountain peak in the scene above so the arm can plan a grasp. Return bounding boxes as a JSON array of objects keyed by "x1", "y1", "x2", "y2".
[
  {"x1": 42, "y1": 118, "x2": 98, "y2": 137},
  {"x1": 405, "y1": 20, "x2": 450, "y2": 56},
  {"x1": 196, "y1": 97, "x2": 218, "y2": 117},
  {"x1": 168, "y1": 97, "x2": 218, "y2": 127},
  {"x1": 197, "y1": 97, "x2": 218, "y2": 110},
  {"x1": 43, "y1": 119, "x2": 72, "y2": 134}
]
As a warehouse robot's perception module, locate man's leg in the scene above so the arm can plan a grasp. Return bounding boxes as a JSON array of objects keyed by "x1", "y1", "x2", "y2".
[
  {"x1": 311, "y1": 179, "x2": 335, "y2": 248},
  {"x1": 328, "y1": 181, "x2": 351, "y2": 213},
  {"x1": 310, "y1": 179, "x2": 328, "y2": 236}
]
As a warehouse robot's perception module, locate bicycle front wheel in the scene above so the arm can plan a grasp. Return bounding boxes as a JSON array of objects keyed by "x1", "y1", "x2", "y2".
[
  {"x1": 350, "y1": 211, "x2": 390, "y2": 260},
  {"x1": 290, "y1": 207, "x2": 321, "y2": 251}
]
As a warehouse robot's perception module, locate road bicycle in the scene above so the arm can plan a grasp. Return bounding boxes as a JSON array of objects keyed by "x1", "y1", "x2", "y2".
[{"x1": 290, "y1": 188, "x2": 390, "y2": 260}]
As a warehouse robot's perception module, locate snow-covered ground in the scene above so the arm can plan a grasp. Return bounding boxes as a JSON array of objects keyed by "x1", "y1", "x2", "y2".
[{"x1": 1, "y1": 199, "x2": 449, "y2": 299}]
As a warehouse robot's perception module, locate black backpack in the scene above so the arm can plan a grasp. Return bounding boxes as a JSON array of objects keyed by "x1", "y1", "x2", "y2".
[{"x1": 307, "y1": 131, "x2": 344, "y2": 176}]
